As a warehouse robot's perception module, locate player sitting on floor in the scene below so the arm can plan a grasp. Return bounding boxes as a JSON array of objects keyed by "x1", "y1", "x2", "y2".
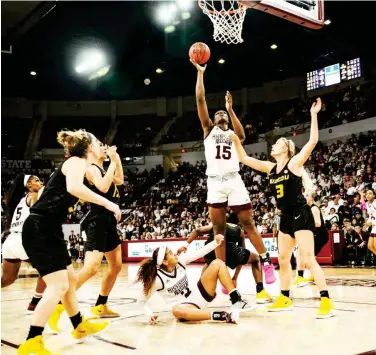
[
  {"x1": 136, "y1": 234, "x2": 253, "y2": 325},
  {"x1": 178, "y1": 223, "x2": 273, "y2": 304}
]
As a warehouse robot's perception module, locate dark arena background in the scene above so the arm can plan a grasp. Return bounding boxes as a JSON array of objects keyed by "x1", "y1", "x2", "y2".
[{"x1": 1, "y1": 1, "x2": 376, "y2": 355}]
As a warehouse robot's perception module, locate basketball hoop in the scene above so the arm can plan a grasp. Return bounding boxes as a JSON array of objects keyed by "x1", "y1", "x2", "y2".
[{"x1": 198, "y1": 0, "x2": 247, "y2": 45}]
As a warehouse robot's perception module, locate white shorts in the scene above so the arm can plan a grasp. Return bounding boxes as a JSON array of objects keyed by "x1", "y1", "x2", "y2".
[
  {"x1": 182, "y1": 280, "x2": 214, "y2": 310},
  {"x1": 207, "y1": 173, "x2": 251, "y2": 208},
  {"x1": 2, "y1": 233, "x2": 29, "y2": 261}
]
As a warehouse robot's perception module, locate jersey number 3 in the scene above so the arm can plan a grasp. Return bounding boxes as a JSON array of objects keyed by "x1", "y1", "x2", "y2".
[
  {"x1": 276, "y1": 184, "x2": 284, "y2": 198},
  {"x1": 215, "y1": 145, "x2": 231, "y2": 160}
]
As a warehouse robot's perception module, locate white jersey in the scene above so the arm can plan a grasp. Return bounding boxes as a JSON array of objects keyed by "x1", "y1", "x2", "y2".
[
  {"x1": 138, "y1": 240, "x2": 219, "y2": 316},
  {"x1": 366, "y1": 200, "x2": 376, "y2": 233},
  {"x1": 9, "y1": 194, "x2": 31, "y2": 234},
  {"x1": 204, "y1": 126, "x2": 239, "y2": 177}
]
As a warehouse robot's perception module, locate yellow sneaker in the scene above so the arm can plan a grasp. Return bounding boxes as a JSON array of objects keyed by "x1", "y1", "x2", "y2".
[
  {"x1": 267, "y1": 294, "x2": 294, "y2": 312},
  {"x1": 47, "y1": 304, "x2": 64, "y2": 334},
  {"x1": 316, "y1": 297, "x2": 335, "y2": 319},
  {"x1": 292, "y1": 276, "x2": 309, "y2": 287},
  {"x1": 71, "y1": 318, "x2": 109, "y2": 343},
  {"x1": 17, "y1": 336, "x2": 58, "y2": 355},
  {"x1": 256, "y1": 289, "x2": 273, "y2": 304},
  {"x1": 91, "y1": 304, "x2": 120, "y2": 318},
  {"x1": 304, "y1": 276, "x2": 315, "y2": 284}
]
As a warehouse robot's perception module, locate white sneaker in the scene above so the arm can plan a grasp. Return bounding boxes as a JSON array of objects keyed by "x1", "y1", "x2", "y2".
[
  {"x1": 232, "y1": 299, "x2": 256, "y2": 312},
  {"x1": 226, "y1": 309, "x2": 240, "y2": 324}
]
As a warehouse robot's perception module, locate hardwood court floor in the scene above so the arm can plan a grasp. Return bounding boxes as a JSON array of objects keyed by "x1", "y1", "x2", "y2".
[{"x1": 2, "y1": 263, "x2": 376, "y2": 355}]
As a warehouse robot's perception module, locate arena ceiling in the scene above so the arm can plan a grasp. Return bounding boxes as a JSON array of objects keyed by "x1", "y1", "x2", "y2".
[{"x1": 1, "y1": 1, "x2": 373, "y2": 101}]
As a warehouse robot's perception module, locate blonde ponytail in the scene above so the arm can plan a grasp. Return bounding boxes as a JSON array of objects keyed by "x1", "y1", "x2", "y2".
[{"x1": 57, "y1": 129, "x2": 94, "y2": 158}]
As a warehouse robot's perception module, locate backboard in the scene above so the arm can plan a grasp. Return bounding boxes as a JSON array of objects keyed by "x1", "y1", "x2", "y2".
[{"x1": 240, "y1": 0, "x2": 325, "y2": 29}]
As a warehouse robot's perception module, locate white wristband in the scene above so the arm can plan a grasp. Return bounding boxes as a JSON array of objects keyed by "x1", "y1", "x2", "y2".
[{"x1": 184, "y1": 242, "x2": 190, "y2": 248}]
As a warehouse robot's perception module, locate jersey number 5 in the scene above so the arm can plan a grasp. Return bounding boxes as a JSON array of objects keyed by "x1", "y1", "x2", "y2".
[
  {"x1": 15, "y1": 207, "x2": 23, "y2": 220},
  {"x1": 276, "y1": 184, "x2": 284, "y2": 198},
  {"x1": 215, "y1": 145, "x2": 231, "y2": 160}
]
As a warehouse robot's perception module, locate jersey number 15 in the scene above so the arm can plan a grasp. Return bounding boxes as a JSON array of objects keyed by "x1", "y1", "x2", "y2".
[{"x1": 215, "y1": 145, "x2": 231, "y2": 160}]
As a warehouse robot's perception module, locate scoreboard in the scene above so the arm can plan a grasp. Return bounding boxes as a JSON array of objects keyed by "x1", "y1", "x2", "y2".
[{"x1": 307, "y1": 58, "x2": 361, "y2": 91}]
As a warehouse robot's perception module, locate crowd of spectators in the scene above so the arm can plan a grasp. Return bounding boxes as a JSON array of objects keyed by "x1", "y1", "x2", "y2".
[
  {"x1": 161, "y1": 82, "x2": 376, "y2": 146},
  {"x1": 120, "y1": 131, "x2": 376, "y2": 266}
]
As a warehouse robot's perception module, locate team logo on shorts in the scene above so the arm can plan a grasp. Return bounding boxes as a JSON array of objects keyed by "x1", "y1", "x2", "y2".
[{"x1": 284, "y1": 170, "x2": 288, "y2": 174}]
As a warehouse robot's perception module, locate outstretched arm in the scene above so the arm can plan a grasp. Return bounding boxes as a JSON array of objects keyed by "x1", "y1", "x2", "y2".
[
  {"x1": 229, "y1": 134, "x2": 275, "y2": 174},
  {"x1": 179, "y1": 234, "x2": 224, "y2": 265},
  {"x1": 191, "y1": 59, "x2": 213, "y2": 137},
  {"x1": 291, "y1": 98, "x2": 321, "y2": 168},
  {"x1": 177, "y1": 224, "x2": 213, "y2": 255},
  {"x1": 225, "y1": 91, "x2": 245, "y2": 142}
]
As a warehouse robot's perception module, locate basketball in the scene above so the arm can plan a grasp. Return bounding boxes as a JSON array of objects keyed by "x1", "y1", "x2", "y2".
[{"x1": 189, "y1": 42, "x2": 211, "y2": 65}]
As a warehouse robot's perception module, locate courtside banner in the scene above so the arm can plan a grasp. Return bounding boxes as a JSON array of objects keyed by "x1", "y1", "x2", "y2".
[{"x1": 122, "y1": 235, "x2": 279, "y2": 262}]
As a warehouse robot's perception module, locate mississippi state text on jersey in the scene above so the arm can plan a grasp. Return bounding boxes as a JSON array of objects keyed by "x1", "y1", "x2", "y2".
[{"x1": 204, "y1": 126, "x2": 239, "y2": 176}]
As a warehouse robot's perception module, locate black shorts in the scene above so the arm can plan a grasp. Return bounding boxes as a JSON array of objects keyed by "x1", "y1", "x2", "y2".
[
  {"x1": 205, "y1": 242, "x2": 250, "y2": 270},
  {"x1": 22, "y1": 214, "x2": 71, "y2": 277},
  {"x1": 314, "y1": 229, "x2": 329, "y2": 256},
  {"x1": 84, "y1": 213, "x2": 121, "y2": 253},
  {"x1": 279, "y1": 205, "x2": 315, "y2": 238}
]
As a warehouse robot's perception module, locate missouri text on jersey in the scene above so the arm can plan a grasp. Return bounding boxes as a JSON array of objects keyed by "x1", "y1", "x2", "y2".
[{"x1": 269, "y1": 174, "x2": 290, "y2": 185}]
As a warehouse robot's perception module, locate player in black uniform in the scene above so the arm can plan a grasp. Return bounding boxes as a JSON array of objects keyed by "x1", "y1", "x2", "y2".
[
  {"x1": 76, "y1": 143, "x2": 124, "y2": 316},
  {"x1": 47, "y1": 143, "x2": 124, "y2": 332},
  {"x1": 18, "y1": 130, "x2": 121, "y2": 355},
  {"x1": 178, "y1": 223, "x2": 273, "y2": 304},
  {"x1": 230, "y1": 98, "x2": 335, "y2": 319},
  {"x1": 293, "y1": 191, "x2": 329, "y2": 287}
]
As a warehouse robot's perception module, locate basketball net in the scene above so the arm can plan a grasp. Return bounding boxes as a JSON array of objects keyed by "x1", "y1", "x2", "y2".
[{"x1": 199, "y1": 0, "x2": 247, "y2": 45}]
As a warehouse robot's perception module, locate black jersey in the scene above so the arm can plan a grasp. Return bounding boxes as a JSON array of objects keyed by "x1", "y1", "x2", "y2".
[
  {"x1": 268, "y1": 161, "x2": 306, "y2": 213},
  {"x1": 87, "y1": 164, "x2": 120, "y2": 216},
  {"x1": 30, "y1": 159, "x2": 78, "y2": 223},
  {"x1": 311, "y1": 203, "x2": 326, "y2": 233},
  {"x1": 207, "y1": 223, "x2": 242, "y2": 245}
]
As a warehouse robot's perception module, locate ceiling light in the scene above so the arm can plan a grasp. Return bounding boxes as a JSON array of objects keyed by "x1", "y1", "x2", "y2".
[
  {"x1": 156, "y1": 68, "x2": 163, "y2": 74},
  {"x1": 176, "y1": 0, "x2": 193, "y2": 10},
  {"x1": 218, "y1": 58, "x2": 225, "y2": 64},
  {"x1": 30, "y1": 71, "x2": 37, "y2": 76},
  {"x1": 156, "y1": 3, "x2": 177, "y2": 24},
  {"x1": 75, "y1": 49, "x2": 106, "y2": 74},
  {"x1": 324, "y1": 19, "x2": 331, "y2": 25},
  {"x1": 165, "y1": 25, "x2": 175, "y2": 33},
  {"x1": 270, "y1": 44, "x2": 278, "y2": 50},
  {"x1": 181, "y1": 11, "x2": 191, "y2": 20}
]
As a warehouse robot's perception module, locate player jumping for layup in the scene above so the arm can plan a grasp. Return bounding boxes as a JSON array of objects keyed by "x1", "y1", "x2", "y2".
[{"x1": 191, "y1": 59, "x2": 275, "y2": 284}]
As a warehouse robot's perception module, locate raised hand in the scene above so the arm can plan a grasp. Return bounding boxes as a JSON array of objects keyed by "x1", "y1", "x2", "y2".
[
  {"x1": 311, "y1": 97, "x2": 322, "y2": 114},
  {"x1": 190, "y1": 58, "x2": 207, "y2": 73},
  {"x1": 225, "y1": 91, "x2": 233, "y2": 111},
  {"x1": 107, "y1": 146, "x2": 118, "y2": 161}
]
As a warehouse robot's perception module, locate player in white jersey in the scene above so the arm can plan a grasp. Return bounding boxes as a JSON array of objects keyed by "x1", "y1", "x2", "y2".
[
  {"x1": 365, "y1": 189, "x2": 376, "y2": 256},
  {"x1": 136, "y1": 234, "x2": 253, "y2": 324},
  {"x1": 1, "y1": 174, "x2": 47, "y2": 313},
  {"x1": 191, "y1": 59, "x2": 275, "y2": 284}
]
